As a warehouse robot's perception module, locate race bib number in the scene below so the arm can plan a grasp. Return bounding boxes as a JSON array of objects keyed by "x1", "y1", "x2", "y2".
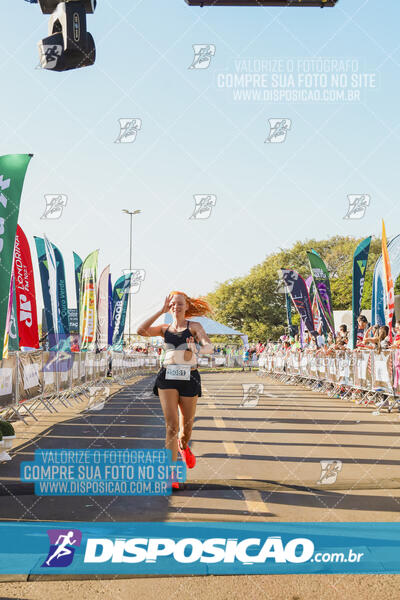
[{"x1": 165, "y1": 365, "x2": 191, "y2": 381}]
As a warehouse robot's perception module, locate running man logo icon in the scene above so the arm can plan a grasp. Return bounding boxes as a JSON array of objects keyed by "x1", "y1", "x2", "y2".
[
  {"x1": 277, "y1": 269, "x2": 299, "y2": 295},
  {"x1": 115, "y1": 119, "x2": 142, "y2": 144},
  {"x1": 41, "y1": 195, "x2": 68, "y2": 220},
  {"x1": 317, "y1": 460, "x2": 342, "y2": 485},
  {"x1": 189, "y1": 44, "x2": 216, "y2": 69},
  {"x1": 189, "y1": 195, "x2": 217, "y2": 220},
  {"x1": 241, "y1": 383, "x2": 264, "y2": 408},
  {"x1": 123, "y1": 269, "x2": 146, "y2": 294},
  {"x1": 42, "y1": 529, "x2": 82, "y2": 568},
  {"x1": 343, "y1": 194, "x2": 370, "y2": 219},
  {"x1": 265, "y1": 119, "x2": 292, "y2": 143},
  {"x1": 37, "y1": 45, "x2": 62, "y2": 70}
]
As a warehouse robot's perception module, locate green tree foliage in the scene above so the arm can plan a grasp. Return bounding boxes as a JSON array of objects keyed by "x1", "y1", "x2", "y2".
[{"x1": 207, "y1": 236, "x2": 382, "y2": 340}]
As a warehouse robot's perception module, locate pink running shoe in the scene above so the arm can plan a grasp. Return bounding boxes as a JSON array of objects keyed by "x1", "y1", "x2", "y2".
[{"x1": 178, "y1": 440, "x2": 196, "y2": 469}]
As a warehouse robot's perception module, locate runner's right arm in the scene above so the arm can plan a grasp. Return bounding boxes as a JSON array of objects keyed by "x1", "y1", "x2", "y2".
[{"x1": 137, "y1": 296, "x2": 171, "y2": 337}]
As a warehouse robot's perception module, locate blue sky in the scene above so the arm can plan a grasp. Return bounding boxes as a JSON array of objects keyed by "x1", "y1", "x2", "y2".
[{"x1": 1, "y1": 0, "x2": 400, "y2": 331}]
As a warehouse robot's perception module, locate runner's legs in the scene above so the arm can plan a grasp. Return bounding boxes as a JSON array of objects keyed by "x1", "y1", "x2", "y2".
[
  {"x1": 158, "y1": 388, "x2": 180, "y2": 461},
  {"x1": 178, "y1": 395, "x2": 198, "y2": 449}
]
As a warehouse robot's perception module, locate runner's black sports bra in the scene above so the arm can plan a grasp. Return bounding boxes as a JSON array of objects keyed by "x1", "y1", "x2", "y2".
[{"x1": 164, "y1": 321, "x2": 193, "y2": 350}]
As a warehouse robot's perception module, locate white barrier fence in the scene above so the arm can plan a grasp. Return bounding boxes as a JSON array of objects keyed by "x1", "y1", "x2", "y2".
[
  {"x1": 258, "y1": 348, "x2": 400, "y2": 413},
  {"x1": 0, "y1": 351, "x2": 159, "y2": 424}
]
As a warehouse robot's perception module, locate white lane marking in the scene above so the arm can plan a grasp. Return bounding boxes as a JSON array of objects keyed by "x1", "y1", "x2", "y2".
[
  {"x1": 223, "y1": 442, "x2": 240, "y2": 456},
  {"x1": 243, "y1": 489, "x2": 268, "y2": 515},
  {"x1": 214, "y1": 417, "x2": 225, "y2": 429}
]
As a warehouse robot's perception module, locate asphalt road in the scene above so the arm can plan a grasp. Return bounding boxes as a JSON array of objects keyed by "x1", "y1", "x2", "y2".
[{"x1": 1, "y1": 370, "x2": 400, "y2": 598}]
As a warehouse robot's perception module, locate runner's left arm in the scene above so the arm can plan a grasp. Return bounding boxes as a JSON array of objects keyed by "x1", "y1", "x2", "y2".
[{"x1": 190, "y1": 323, "x2": 214, "y2": 355}]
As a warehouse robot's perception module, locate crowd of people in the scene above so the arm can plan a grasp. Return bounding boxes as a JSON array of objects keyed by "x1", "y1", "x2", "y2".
[{"x1": 264, "y1": 315, "x2": 400, "y2": 356}]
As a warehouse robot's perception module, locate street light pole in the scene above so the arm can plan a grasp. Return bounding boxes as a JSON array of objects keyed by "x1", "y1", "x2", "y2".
[
  {"x1": 122, "y1": 209, "x2": 141, "y2": 348},
  {"x1": 129, "y1": 212, "x2": 132, "y2": 345}
]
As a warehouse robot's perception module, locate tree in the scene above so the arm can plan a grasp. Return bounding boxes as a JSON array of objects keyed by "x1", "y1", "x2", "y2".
[{"x1": 207, "y1": 235, "x2": 382, "y2": 340}]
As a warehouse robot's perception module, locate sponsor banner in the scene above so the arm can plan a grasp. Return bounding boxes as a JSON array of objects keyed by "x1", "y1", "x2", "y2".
[
  {"x1": 44, "y1": 235, "x2": 60, "y2": 346},
  {"x1": 57, "y1": 352, "x2": 72, "y2": 391},
  {"x1": 14, "y1": 225, "x2": 39, "y2": 349},
  {"x1": 285, "y1": 291, "x2": 297, "y2": 338},
  {"x1": 371, "y1": 349, "x2": 393, "y2": 394},
  {"x1": 0, "y1": 154, "x2": 33, "y2": 360},
  {"x1": 3, "y1": 271, "x2": 17, "y2": 358},
  {"x1": 35, "y1": 237, "x2": 55, "y2": 345},
  {"x1": 372, "y1": 234, "x2": 400, "y2": 327},
  {"x1": 112, "y1": 274, "x2": 132, "y2": 351},
  {"x1": 18, "y1": 350, "x2": 42, "y2": 402},
  {"x1": 382, "y1": 220, "x2": 395, "y2": 341},
  {"x1": 281, "y1": 269, "x2": 318, "y2": 341},
  {"x1": 41, "y1": 351, "x2": 57, "y2": 395},
  {"x1": 79, "y1": 250, "x2": 99, "y2": 351},
  {"x1": 107, "y1": 273, "x2": 113, "y2": 346},
  {"x1": 352, "y1": 349, "x2": 372, "y2": 391},
  {"x1": 307, "y1": 250, "x2": 335, "y2": 336},
  {"x1": 97, "y1": 265, "x2": 110, "y2": 351},
  {"x1": 371, "y1": 253, "x2": 385, "y2": 326},
  {"x1": 351, "y1": 236, "x2": 371, "y2": 349},
  {"x1": 1, "y1": 522, "x2": 400, "y2": 575},
  {"x1": 73, "y1": 252, "x2": 82, "y2": 331},
  {"x1": 51, "y1": 242, "x2": 70, "y2": 344},
  {"x1": 0, "y1": 353, "x2": 17, "y2": 409}
]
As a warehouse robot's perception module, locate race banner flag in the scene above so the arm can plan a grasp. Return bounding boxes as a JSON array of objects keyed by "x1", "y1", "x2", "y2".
[
  {"x1": 307, "y1": 250, "x2": 335, "y2": 336},
  {"x1": 305, "y1": 275, "x2": 314, "y2": 304},
  {"x1": 73, "y1": 252, "x2": 83, "y2": 330},
  {"x1": 108, "y1": 273, "x2": 113, "y2": 346},
  {"x1": 8, "y1": 276, "x2": 19, "y2": 352},
  {"x1": 372, "y1": 234, "x2": 400, "y2": 326},
  {"x1": 312, "y1": 293, "x2": 322, "y2": 334},
  {"x1": 371, "y1": 254, "x2": 385, "y2": 326},
  {"x1": 307, "y1": 272, "x2": 328, "y2": 336},
  {"x1": 382, "y1": 220, "x2": 395, "y2": 341},
  {"x1": 97, "y1": 265, "x2": 110, "y2": 351},
  {"x1": 79, "y1": 250, "x2": 99, "y2": 351},
  {"x1": 51, "y1": 242, "x2": 70, "y2": 346},
  {"x1": 14, "y1": 225, "x2": 39, "y2": 349},
  {"x1": 388, "y1": 234, "x2": 400, "y2": 291},
  {"x1": 0, "y1": 154, "x2": 33, "y2": 360},
  {"x1": 280, "y1": 269, "x2": 318, "y2": 341},
  {"x1": 3, "y1": 272, "x2": 17, "y2": 358},
  {"x1": 34, "y1": 236, "x2": 56, "y2": 348},
  {"x1": 351, "y1": 236, "x2": 371, "y2": 349},
  {"x1": 44, "y1": 235, "x2": 61, "y2": 348},
  {"x1": 112, "y1": 273, "x2": 132, "y2": 351},
  {"x1": 285, "y1": 290, "x2": 294, "y2": 337}
]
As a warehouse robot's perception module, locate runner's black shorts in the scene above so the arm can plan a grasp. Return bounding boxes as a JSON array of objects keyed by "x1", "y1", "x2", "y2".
[{"x1": 153, "y1": 367, "x2": 202, "y2": 398}]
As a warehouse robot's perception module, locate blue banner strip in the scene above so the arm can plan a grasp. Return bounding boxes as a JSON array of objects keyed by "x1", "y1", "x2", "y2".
[{"x1": 1, "y1": 522, "x2": 400, "y2": 575}]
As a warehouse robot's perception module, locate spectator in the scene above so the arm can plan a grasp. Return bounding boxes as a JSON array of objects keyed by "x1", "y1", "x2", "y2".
[
  {"x1": 364, "y1": 325, "x2": 390, "y2": 353},
  {"x1": 393, "y1": 321, "x2": 400, "y2": 347},
  {"x1": 356, "y1": 315, "x2": 369, "y2": 345}
]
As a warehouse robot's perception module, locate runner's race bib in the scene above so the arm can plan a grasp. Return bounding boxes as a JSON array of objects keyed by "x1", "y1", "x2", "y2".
[{"x1": 165, "y1": 365, "x2": 191, "y2": 381}]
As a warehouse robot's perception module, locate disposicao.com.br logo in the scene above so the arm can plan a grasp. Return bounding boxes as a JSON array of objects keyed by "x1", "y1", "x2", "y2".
[{"x1": 82, "y1": 535, "x2": 363, "y2": 565}]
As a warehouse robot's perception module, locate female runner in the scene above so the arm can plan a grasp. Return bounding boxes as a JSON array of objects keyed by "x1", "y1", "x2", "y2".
[{"x1": 137, "y1": 292, "x2": 214, "y2": 489}]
